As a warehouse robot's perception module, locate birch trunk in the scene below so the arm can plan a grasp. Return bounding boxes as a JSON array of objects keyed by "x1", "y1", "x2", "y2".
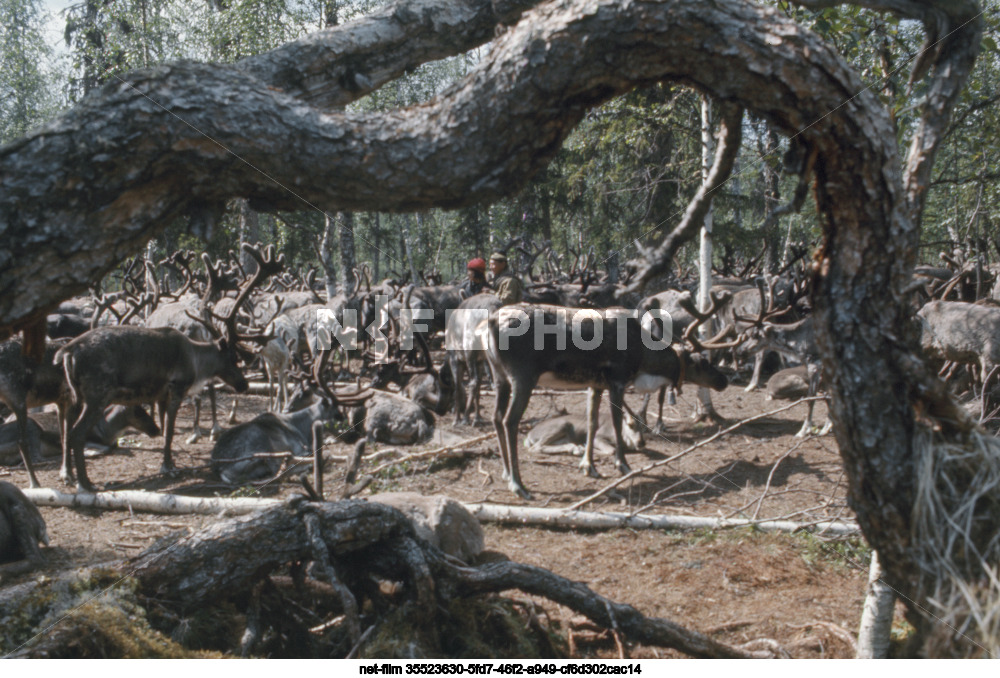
[{"x1": 856, "y1": 551, "x2": 895, "y2": 658}]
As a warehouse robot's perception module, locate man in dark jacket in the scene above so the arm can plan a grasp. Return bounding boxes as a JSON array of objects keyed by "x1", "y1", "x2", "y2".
[{"x1": 460, "y1": 258, "x2": 489, "y2": 298}]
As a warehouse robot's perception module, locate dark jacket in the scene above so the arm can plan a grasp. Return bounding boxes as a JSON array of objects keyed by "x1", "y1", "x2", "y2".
[{"x1": 460, "y1": 278, "x2": 489, "y2": 299}]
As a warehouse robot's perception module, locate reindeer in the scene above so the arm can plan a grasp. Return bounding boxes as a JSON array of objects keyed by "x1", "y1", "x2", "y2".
[
  {"x1": 54, "y1": 245, "x2": 283, "y2": 492},
  {"x1": 356, "y1": 392, "x2": 435, "y2": 445},
  {"x1": 370, "y1": 331, "x2": 454, "y2": 415},
  {"x1": 145, "y1": 249, "x2": 243, "y2": 441},
  {"x1": 445, "y1": 293, "x2": 501, "y2": 426},
  {"x1": 765, "y1": 365, "x2": 829, "y2": 437},
  {"x1": 721, "y1": 277, "x2": 804, "y2": 391},
  {"x1": 525, "y1": 406, "x2": 645, "y2": 457},
  {"x1": 0, "y1": 338, "x2": 69, "y2": 488},
  {"x1": 0, "y1": 405, "x2": 160, "y2": 466},
  {"x1": 0, "y1": 481, "x2": 48, "y2": 565},
  {"x1": 635, "y1": 289, "x2": 695, "y2": 431},
  {"x1": 917, "y1": 300, "x2": 1000, "y2": 396},
  {"x1": 741, "y1": 316, "x2": 822, "y2": 436},
  {"x1": 486, "y1": 298, "x2": 730, "y2": 498},
  {"x1": 211, "y1": 395, "x2": 345, "y2": 485}
]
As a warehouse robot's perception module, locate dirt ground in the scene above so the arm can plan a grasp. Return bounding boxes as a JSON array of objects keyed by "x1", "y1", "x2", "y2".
[{"x1": 1, "y1": 374, "x2": 875, "y2": 658}]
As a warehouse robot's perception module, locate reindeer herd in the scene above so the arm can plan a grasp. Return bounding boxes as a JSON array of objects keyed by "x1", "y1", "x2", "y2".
[{"x1": 2, "y1": 239, "x2": 1000, "y2": 521}]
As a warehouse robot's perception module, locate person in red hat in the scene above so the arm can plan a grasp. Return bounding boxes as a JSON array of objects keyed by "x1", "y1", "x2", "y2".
[{"x1": 460, "y1": 257, "x2": 489, "y2": 298}]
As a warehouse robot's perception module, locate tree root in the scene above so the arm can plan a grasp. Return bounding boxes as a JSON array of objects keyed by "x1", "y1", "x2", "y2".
[{"x1": 2, "y1": 497, "x2": 778, "y2": 658}]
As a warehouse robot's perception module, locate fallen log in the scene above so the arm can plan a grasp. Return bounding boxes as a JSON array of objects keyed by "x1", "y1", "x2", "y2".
[
  {"x1": 19, "y1": 489, "x2": 858, "y2": 536},
  {"x1": 465, "y1": 503, "x2": 859, "y2": 536},
  {"x1": 21, "y1": 488, "x2": 281, "y2": 515}
]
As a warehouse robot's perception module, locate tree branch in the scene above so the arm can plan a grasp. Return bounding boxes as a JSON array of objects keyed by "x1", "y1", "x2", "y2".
[
  {"x1": 0, "y1": 0, "x2": 855, "y2": 332},
  {"x1": 238, "y1": 0, "x2": 544, "y2": 108},
  {"x1": 623, "y1": 102, "x2": 743, "y2": 295}
]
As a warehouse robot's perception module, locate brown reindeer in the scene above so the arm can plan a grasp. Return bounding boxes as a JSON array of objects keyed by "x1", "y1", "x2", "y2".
[{"x1": 55, "y1": 245, "x2": 283, "y2": 492}]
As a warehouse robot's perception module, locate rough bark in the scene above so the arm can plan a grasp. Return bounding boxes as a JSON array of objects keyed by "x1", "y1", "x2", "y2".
[
  {"x1": 122, "y1": 499, "x2": 771, "y2": 657},
  {"x1": 759, "y1": 125, "x2": 781, "y2": 273},
  {"x1": 0, "y1": 0, "x2": 988, "y2": 649}
]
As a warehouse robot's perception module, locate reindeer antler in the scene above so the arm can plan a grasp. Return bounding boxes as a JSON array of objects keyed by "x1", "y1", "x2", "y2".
[
  {"x1": 202, "y1": 244, "x2": 285, "y2": 352},
  {"x1": 679, "y1": 291, "x2": 743, "y2": 351}
]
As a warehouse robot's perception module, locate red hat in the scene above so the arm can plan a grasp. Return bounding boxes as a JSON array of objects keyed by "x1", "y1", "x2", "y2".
[{"x1": 467, "y1": 258, "x2": 486, "y2": 272}]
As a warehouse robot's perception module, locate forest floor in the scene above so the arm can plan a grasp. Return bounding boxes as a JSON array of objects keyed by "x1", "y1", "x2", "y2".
[{"x1": 1, "y1": 370, "x2": 888, "y2": 658}]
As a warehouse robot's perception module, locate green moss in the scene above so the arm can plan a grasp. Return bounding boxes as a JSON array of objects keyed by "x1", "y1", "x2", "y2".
[{"x1": 0, "y1": 569, "x2": 219, "y2": 658}]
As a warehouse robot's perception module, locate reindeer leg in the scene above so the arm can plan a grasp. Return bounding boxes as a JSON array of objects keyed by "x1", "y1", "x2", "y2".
[
  {"x1": 580, "y1": 388, "x2": 602, "y2": 478},
  {"x1": 265, "y1": 364, "x2": 275, "y2": 412},
  {"x1": 13, "y1": 405, "x2": 41, "y2": 489},
  {"x1": 469, "y1": 358, "x2": 483, "y2": 426},
  {"x1": 653, "y1": 386, "x2": 668, "y2": 435},
  {"x1": 213, "y1": 383, "x2": 227, "y2": 436},
  {"x1": 608, "y1": 385, "x2": 631, "y2": 475},
  {"x1": 187, "y1": 395, "x2": 203, "y2": 444},
  {"x1": 796, "y1": 401, "x2": 815, "y2": 438},
  {"x1": 796, "y1": 363, "x2": 822, "y2": 437},
  {"x1": 502, "y1": 378, "x2": 535, "y2": 499},
  {"x1": 452, "y1": 358, "x2": 468, "y2": 426},
  {"x1": 638, "y1": 392, "x2": 651, "y2": 427},
  {"x1": 70, "y1": 403, "x2": 102, "y2": 493},
  {"x1": 59, "y1": 402, "x2": 78, "y2": 486},
  {"x1": 162, "y1": 396, "x2": 182, "y2": 474},
  {"x1": 745, "y1": 351, "x2": 764, "y2": 391},
  {"x1": 492, "y1": 380, "x2": 511, "y2": 480}
]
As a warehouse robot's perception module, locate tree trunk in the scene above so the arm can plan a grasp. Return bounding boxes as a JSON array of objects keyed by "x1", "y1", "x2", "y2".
[
  {"x1": 695, "y1": 96, "x2": 720, "y2": 423},
  {"x1": 372, "y1": 212, "x2": 382, "y2": 280},
  {"x1": 319, "y1": 213, "x2": 338, "y2": 298},
  {"x1": 856, "y1": 550, "x2": 895, "y2": 658},
  {"x1": 22, "y1": 487, "x2": 281, "y2": 515},
  {"x1": 6, "y1": 499, "x2": 772, "y2": 658},
  {"x1": 143, "y1": 239, "x2": 157, "y2": 320},
  {"x1": 337, "y1": 211, "x2": 356, "y2": 293},
  {"x1": 760, "y1": 124, "x2": 781, "y2": 274},
  {"x1": 402, "y1": 214, "x2": 419, "y2": 282},
  {"x1": 237, "y1": 199, "x2": 260, "y2": 275}
]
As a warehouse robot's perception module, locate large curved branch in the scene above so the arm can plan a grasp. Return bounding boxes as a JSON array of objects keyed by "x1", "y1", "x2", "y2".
[{"x1": 0, "y1": 0, "x2": 870, "y2": 331}]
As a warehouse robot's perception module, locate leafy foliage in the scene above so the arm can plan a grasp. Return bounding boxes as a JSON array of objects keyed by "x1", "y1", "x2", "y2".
[{"x1": 5, "y1": 0, "x2": 1000, "y2": 282}]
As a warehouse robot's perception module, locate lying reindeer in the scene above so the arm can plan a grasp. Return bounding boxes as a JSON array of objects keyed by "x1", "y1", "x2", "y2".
[
  {"x1": 0, "y1": 481, "x2": 49, "y2": 565},
  {"x1": 211, "y1": 396, "x2": 341, "y2": 485},
  {"x1": 525, "y1": 406, "x2": 645, "y2": 457},
  {"x1": 487, "y1": 297, "x2": 731, "y2": 498},
  {"x1": 350, "y1": 392, "x2": 435, "y2": 445},
  {"x1": 0, "y1": 405, "x2": 160, "y2": 467}
]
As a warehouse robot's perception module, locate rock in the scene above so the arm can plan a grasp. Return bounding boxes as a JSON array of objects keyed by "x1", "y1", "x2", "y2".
[{"x1": 367, "y1": 492, "x2": 483, "y2": 562}]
